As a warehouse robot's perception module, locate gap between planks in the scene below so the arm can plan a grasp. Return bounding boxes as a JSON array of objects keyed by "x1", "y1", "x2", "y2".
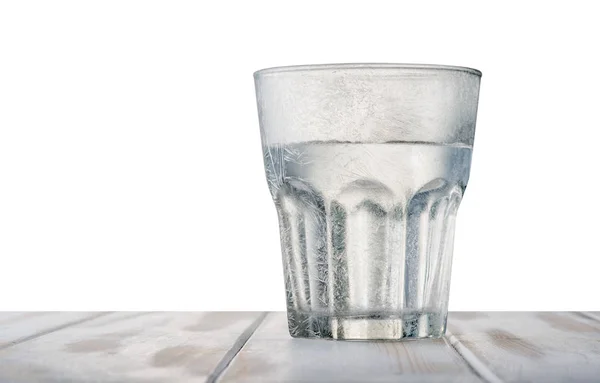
[
  {"x1": 0, "y1": 312, "x2": 112, "y2": 351},
  {"x1": 444, "y1": 330, "x2": 503, "y2": 383},
  {"x1": 207, "y1": 312, "x2": 503, "y2": 383},
  {"x1": 207, "y1": 311, "x2": 269, "y2": 383},
  {"x1": 574, "y1": 311, "x2": 600, "y2": 324}
]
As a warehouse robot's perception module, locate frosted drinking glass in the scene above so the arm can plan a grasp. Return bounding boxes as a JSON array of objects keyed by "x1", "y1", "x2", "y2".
[{"x1": 254, "y1": 64, "x2": 482, "y2": 340}]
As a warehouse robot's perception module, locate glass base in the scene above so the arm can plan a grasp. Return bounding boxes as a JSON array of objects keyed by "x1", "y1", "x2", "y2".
[{"x1": 287, "y1": 310, "x2": 446, "y2": 340}]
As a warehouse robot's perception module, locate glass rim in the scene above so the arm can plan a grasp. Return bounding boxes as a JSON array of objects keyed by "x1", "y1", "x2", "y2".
[{"x1": 254, "y1": 63, "x2": 482, "y2": 78}]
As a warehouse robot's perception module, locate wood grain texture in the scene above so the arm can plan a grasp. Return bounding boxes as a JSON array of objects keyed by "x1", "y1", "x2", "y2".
[
  {"x1": 2, "y1": 312, "x2": 600, "y2": 383},
  {"x1": 0, "y1": 312, "x2": 263, "y2": 383},
  {"x1": 447, "y1": 312, "x2": 600, "y2": 382},
  {"x1": 0, "y1": 312, "x2": 106, "y2": 350},
  {"x1": 219, "y1": 312, "x2": 482, "y2": 383}
]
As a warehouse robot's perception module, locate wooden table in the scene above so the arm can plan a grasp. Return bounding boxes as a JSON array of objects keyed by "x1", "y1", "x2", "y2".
[{"x1": 1, "y1": 312, "x2": 599, "y2": 382}]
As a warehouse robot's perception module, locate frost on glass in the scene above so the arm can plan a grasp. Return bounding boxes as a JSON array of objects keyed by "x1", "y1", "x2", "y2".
[{"x1": 255, "y1": 64, "x2": 481, "y2": 340}]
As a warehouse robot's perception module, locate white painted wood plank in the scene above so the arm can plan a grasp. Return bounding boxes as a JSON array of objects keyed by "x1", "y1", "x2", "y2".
[
  {"x1": 0, "y1": 312, "x2": 106, "y2": 349},
  {"x1": 447, "y1": 312, "x2": 600, "y2": 383},
  {"x1": 582, "y1": 311, "x2": 600, "y2": 322},
  {"x1": 0, "y1": 312, "x2": 263, "y2": 383},
  {"x1": 220, "y1": 312, "x2": 482, "y2": 383}
]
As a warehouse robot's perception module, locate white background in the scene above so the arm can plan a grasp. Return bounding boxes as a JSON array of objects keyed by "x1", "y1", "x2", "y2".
[{"x1": 1, "y1": 1, "x2": 598, "y2": 311}]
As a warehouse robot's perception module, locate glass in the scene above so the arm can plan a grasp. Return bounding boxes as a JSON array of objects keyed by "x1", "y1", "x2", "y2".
[{"x1": 254, "y1": 64, "x2": 481, "y2": 340}]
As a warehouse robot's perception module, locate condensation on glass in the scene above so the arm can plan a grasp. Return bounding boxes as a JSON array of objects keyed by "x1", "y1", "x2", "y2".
[{"x1": 254, "y1": 64, "x2": 482, "y2": 340}]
